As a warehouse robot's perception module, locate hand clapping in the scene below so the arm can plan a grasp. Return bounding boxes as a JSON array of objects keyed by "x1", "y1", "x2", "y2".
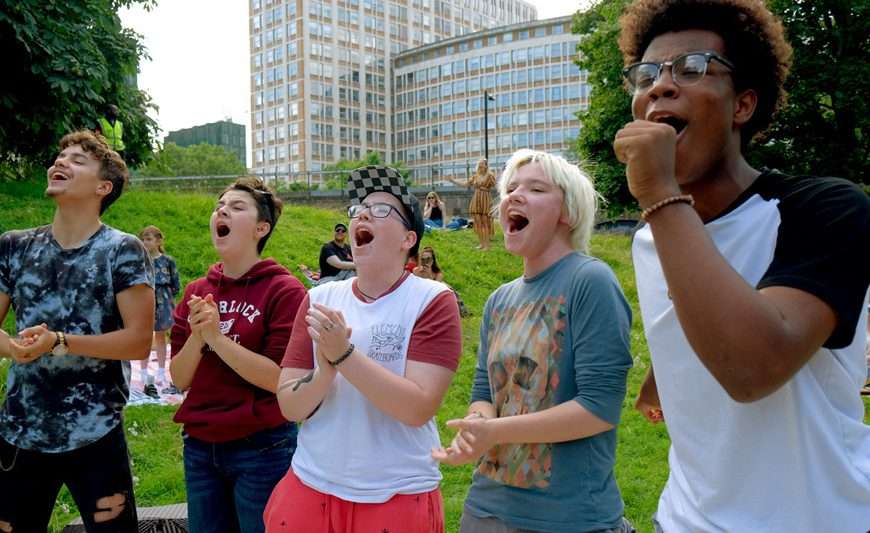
[
  {"x1": 305, "y1": 303, "x2": 352, "y2": 365},
  {"x1": 187, "y1": 294, "x2": 220, "y2": 344}
]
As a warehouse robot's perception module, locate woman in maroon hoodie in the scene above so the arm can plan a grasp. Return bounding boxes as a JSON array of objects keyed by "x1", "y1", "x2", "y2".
[{"x1": 170, "y1": 176, "x2": 306, "y2": 533}]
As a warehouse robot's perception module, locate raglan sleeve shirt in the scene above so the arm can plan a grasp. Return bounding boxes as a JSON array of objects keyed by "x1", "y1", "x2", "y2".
[{"x1": 281, "y1": 291, "x2": 462, "y2": 371}]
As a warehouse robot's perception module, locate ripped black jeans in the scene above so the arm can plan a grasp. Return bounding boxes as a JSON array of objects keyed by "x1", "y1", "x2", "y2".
[{"x1": 0, "y1": 423, "x2": 137, "y2": 532}]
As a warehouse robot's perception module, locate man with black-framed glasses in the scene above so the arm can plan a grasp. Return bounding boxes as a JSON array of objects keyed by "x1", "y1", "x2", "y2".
[{"x1": 613, "y1": 1, "x2": 870, "y2": 532}]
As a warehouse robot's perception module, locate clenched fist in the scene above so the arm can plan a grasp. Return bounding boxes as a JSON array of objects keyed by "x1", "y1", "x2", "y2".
[{"x1": 614, "y1": 120, "x2": 682, "y2": 208}]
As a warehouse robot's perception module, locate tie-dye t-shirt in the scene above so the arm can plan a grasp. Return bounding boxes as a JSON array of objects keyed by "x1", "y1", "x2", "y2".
[
  {"x1": 0, "y1": 224, "x2": 154, "y2": 452},
  {"x1": 464, "y1": 252, "x2": 633, "y2": 532}
]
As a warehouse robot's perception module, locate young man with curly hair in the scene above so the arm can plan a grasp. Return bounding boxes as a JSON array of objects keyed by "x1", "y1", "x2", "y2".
[
  {"x1": 614, "y1": 1, "x2": 870, "y2": 531},
  {"x1": 0, "y1": 130, "x2": 155, "y2": 532}
]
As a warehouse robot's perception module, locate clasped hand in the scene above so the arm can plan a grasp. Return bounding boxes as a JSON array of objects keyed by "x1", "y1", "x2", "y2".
[
  {"x1": 187, "y1": 294, "x2": 220, "y2": 344},
  {"x1": 431, "y1": 413, "x2": 496, "y2": 466},
  {"x1": 8, "y1": 323, "x2": 53, "y2": 363}
]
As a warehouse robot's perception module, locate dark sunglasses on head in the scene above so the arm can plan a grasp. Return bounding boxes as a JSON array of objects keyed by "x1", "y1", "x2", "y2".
[
  {"x1": 623, "y1": 51, "x2": 735, "y2": 94},
  {"x1": 233, "y1": 184, "x2": 276, "y2": 224}
]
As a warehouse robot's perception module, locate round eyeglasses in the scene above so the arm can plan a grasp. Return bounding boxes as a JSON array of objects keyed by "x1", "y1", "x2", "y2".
[
  {"x1": 348, "y1": 202, "x2": 411, "y2": 229},
  {"x1": 623, "y1": 52, "x2": 735, "y2": 94}
]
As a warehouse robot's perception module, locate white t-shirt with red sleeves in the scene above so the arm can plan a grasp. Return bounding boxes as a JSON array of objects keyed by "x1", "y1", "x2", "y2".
[{"x1": 281, "y1": 273, "x2": 462, "y2": 503}]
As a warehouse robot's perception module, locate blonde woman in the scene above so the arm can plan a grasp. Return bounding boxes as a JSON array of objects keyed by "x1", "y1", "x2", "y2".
[
  {"x1": 449, "y1": 159, "x2": 496, "y2": 250},
  {"x1": 423, "y1": 191, "x2": 446, "y2": 229}
]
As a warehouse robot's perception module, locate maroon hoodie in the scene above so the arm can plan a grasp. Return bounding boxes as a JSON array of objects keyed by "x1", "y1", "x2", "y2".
[{"x1": 171, "y1": 258, "x2": 306, "y2": 442}]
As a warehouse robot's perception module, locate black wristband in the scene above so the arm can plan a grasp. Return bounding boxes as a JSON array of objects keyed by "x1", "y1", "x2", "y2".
[{"x1": 329, "y1": 343, "x2": 354, "y2": 367}]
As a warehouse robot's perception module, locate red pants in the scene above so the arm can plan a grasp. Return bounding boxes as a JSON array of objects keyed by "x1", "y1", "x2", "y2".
[{"x1": 264, "y1": 468, "x2": 444, "y2": 533}]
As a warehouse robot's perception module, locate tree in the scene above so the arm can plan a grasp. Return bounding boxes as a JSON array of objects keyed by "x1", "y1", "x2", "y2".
[
  {"x1": 137, "y1": 143, "x2": 247, "y2": 177},
  {"x1": 572, "y1": 0, "x2": 633, "y2": 217},
  {"x1": 322, "y1": 152, "x2": 412, "y2": 190},
  {"x1": 0, "y1": 0, "x2": 158, "y2": 173},
  {"x1": 753, "y1": 0, "x2": 869, "y2": 185},
  {"x1": 573, "y1": 0, "x2": 870, "y2": 214}
]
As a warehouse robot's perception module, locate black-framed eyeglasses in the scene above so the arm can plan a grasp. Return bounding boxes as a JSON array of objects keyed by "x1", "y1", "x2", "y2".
[
  {"x1": 623, "y1": 52, "x2": 736, "y2": 94},
  {"x1": 347, "y1": 202, "x2": 411, "y2": 229}
]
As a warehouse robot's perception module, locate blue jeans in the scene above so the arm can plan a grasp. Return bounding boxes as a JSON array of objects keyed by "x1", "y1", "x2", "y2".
[
  {"x1": 183, "y1": 423, "x2": 296, "y2": 533},
  {"x1": 424, "y1": 218, "x2": 444, "y2": 230}
]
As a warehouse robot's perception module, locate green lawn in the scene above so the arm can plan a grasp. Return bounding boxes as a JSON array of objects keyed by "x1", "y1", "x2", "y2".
[{"x1": 1, "y1": 180, "x2": 867, "y2": 532}]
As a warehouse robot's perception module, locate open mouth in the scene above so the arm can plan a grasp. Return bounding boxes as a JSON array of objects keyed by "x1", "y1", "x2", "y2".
[
  {"x1": 50, "y1": 171, "x2": 69, "y2": 181},
  {"x1": 655, "y1": 116, "x2": 688, "y2": 135},
  {"x1": 507, "y1": 213, "x2": 529, "y2": 234},
  {"x1": 216, "y1": 221, "x2": 231, "y2": 238},
  {"x1": 354, "y1": 228, "x2": 374, "y2": 246}
]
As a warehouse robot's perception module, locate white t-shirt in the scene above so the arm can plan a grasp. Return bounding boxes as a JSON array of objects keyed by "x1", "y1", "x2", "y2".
[
  {"x1": 634, "y1": 171, "x2": 870, "y2": 532},
  {"x1": 287, "y1": 274, "x2": 453, "y2": 503}
]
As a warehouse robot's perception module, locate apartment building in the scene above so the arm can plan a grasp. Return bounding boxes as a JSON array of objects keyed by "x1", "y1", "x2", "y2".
[
  {"x1": 392, "y1": 15, "x2": 587, "y2": 184},
  {"x1": 250, "y1": 0, "x2": 537, "y2": 181},
  {"x1": 165, "y1": 120, "x2": 247, "y2": 166}
]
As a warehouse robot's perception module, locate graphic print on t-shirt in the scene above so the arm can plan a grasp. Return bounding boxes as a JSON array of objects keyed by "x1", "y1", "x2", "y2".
[
  {"x1": 479, "y1": 296, "x2": 566, "y2": 489},
  {"x1": 368, "y1": 323, "x2": 407, "y2": 363}
]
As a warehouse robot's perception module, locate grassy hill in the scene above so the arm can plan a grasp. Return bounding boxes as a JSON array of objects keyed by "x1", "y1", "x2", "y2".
[{"x1": 1, "y1": 180, "x2": 866, "y2": 532}]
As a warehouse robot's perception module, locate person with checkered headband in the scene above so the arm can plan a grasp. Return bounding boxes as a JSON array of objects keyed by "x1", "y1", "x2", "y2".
[{"x1": 266, "y1": 166, "x2": 462, "y2": 532}]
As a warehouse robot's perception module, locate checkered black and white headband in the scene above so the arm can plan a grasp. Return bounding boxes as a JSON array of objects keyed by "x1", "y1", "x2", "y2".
[{"x1": 346, "y1": 166, "x2": 412, "y2": 207}]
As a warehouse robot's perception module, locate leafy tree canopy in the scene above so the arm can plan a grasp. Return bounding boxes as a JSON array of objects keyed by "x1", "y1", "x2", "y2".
[
  {"x1": 573, "y1": 0, "x2": 870, "y2": 215},
  {"x1": 0, "y1": 0, "x2": 158, "y2": 173},
  {"x1": 136, "y1": 143, "x2": 247, "y2": 178},
  {"x1": 572, "y1": 0, "x2": 633, "y2": 217}
]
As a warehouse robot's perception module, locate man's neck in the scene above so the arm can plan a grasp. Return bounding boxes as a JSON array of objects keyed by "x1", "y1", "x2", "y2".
[
  {"x1": 333, "y1": 239, "x2": 345, "y2": 246},
  {"x1": 51, "y1": 205, "x2": 103, "y2": 249},
  {"x1": 683, "y1": 154, "x2": 760, "y2": 223}
]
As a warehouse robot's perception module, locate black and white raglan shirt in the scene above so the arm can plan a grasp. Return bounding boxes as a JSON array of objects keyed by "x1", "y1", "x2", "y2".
[{"x1": 633, "y1": 169, "x2": 870, "y2": 532}]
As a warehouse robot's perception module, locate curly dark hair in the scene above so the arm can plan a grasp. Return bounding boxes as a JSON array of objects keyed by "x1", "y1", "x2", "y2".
[
  {"x1": 619, "y1": 0, "x2": 793, "y2": 144},
  {"x1": 58, "y1": 130, "x2": 129, "y2": 214},
  {"x1": 220, "y1": 176, "x2": 284, "y2": 254}
]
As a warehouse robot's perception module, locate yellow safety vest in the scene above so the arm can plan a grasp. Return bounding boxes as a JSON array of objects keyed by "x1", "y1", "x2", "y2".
[{"x1": 98, "y1": 117, "x2": 125, "y2": 152}]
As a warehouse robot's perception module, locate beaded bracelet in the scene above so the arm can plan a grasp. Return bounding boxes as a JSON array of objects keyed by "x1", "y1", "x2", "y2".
[
  {"x1": 329, "y1": 343, "x2": 355, "y2": 367},
  {"x1": 640, "y1": 194, "x2": 695, "y2": 221}
]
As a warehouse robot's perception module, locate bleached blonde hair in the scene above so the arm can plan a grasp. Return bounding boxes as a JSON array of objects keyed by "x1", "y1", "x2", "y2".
[{"x1": 498, "y1": 149, "x2": 600, "y2": 253}]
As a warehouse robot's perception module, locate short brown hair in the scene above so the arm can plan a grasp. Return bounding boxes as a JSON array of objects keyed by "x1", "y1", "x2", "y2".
[
  {"x1": 220, "y1": 176, "x2": 283, "y2": 254},
  {"x1": 58, "y1": 130, "x2": 129, "y2": 214},
  {"x1": 619, "y1": 0, "x2": 793, "y2": 144}
]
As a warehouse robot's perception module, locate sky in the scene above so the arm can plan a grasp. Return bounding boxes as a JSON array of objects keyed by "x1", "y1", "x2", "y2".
[{"x1": 119, "y1": 1, "x2": 589, "y2": 162}]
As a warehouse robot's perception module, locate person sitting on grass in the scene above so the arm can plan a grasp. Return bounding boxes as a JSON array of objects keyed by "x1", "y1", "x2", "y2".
[
  {"x1": 316, "y1": 222, "x2": 355, "y2": 284},
  {"x1": 264, "y1": 166, "x2": 462, "y2": 532},
  {"x1": 170, "y1": 176, "x2": 306, "y2": 533},
  {"x1": 423, "y1": 191, "x2": 446, "y2": 229},
  {"x1": 434, "y1": 149, "x2": 634, "y2": 533},
  {"x1": 413, "y1": 246, "x2": 444, "y2": 282}
]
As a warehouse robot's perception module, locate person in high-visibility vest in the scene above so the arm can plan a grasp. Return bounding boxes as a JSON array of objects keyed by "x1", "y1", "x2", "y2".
[{"x1": 96, "y1": 104, "x2": 126, "y2": 157}]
